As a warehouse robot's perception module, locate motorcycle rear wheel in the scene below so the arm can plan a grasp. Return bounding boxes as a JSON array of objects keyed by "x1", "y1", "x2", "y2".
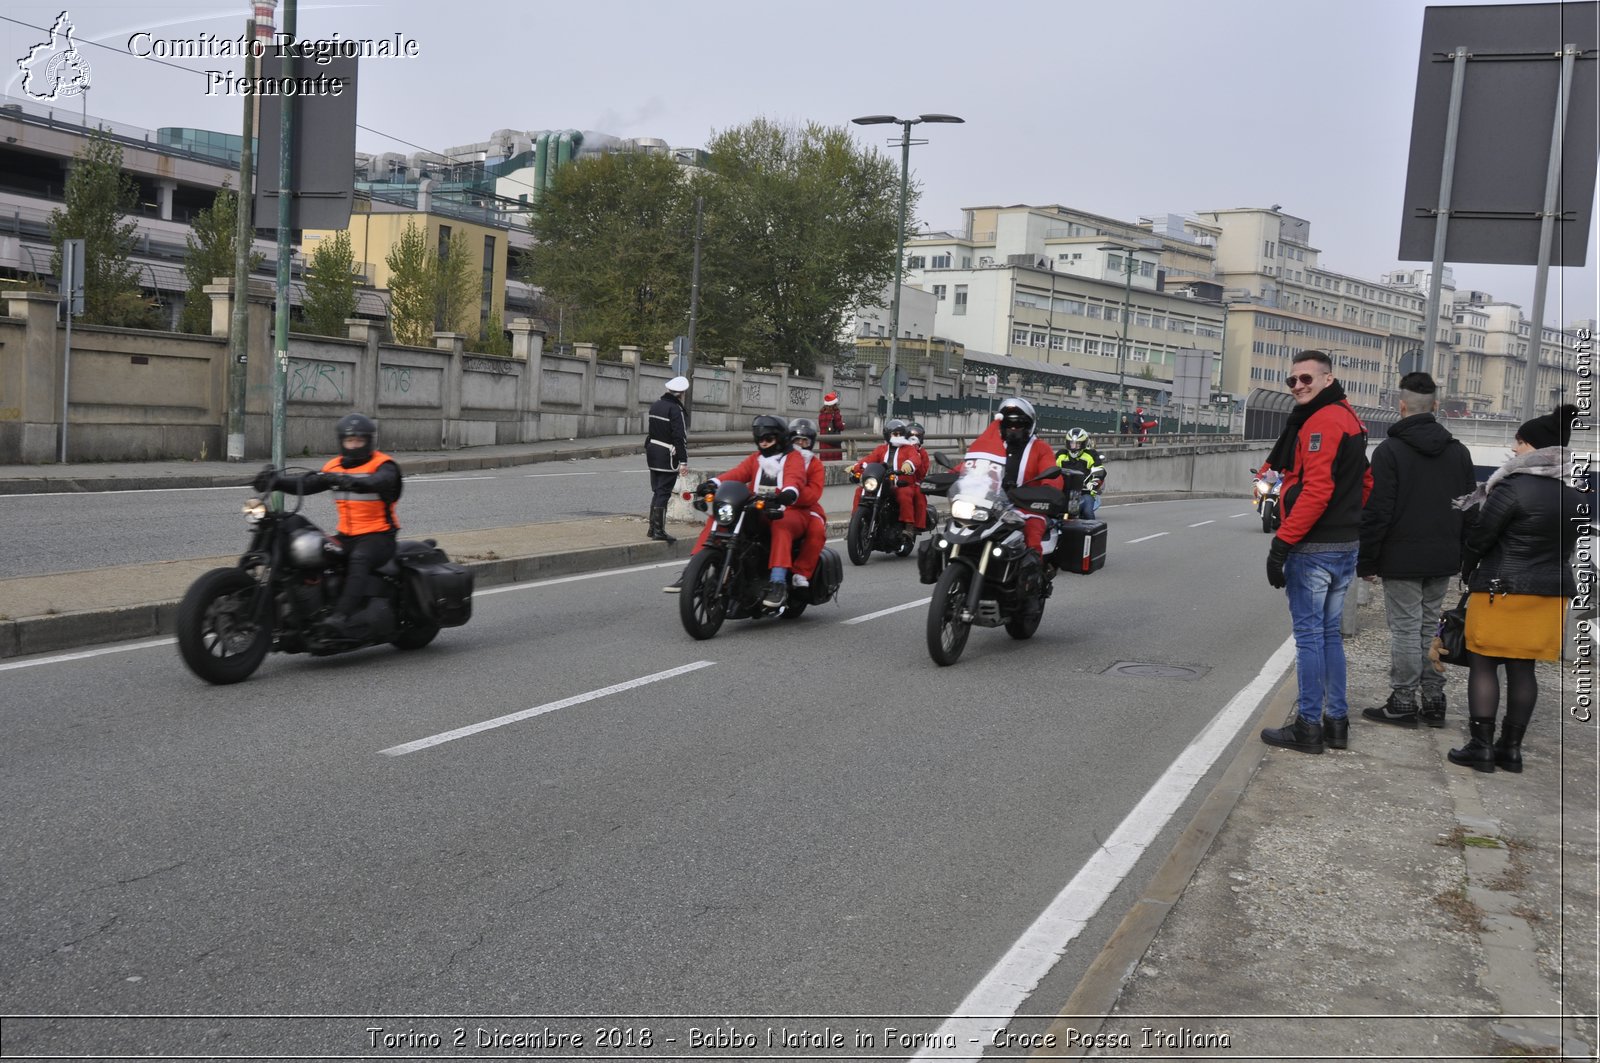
[
  {"x1": 391, "y1": 622, "x2": 441, "y2": 650},
  {"x1": 177, "y1": 567, "x2": 272, "y2": 684},
  {"x1": 926, "y1": 563, "x2": 973, "y2": 666},
  {"x1": 846, "y1": 509, "x2": 872, "y2": 566},
  {"x1": 679, "y1": 550, "x2": 727, "y2": 640},
  {"x1": 779, "y1": 595, "x2": 808, "y2": 620}
]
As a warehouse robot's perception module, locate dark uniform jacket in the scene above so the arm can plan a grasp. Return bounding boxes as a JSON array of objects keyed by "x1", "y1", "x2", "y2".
[
  {"x1": 646, "y1": 395, "x2": 688, "y2": 473},
  {"x1": 1358, "y1": 413, "x2": 1474, "y2": 578},
  {"x1": 1461, "y1": 461, "x2": 1585, "y2": 598}
]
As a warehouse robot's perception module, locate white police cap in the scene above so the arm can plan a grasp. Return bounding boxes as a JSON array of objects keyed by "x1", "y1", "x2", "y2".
[{"x1": 666, "y1": 375, "x2": 690, "y2": 393}]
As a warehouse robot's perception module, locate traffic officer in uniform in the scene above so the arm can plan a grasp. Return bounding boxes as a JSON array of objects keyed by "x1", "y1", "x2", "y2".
[{"x1": 646, "y1": 375, "x2": 691, "y2": 543}]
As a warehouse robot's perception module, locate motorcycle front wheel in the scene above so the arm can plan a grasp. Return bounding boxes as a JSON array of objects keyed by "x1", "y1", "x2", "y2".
[
  {"x1": 1261, "y1": 501, "x2": 1276, "y2": 534},
  {"x1": 846, "y1": 509, "x2": 872, "y2": 566},
  {"x1": 177, "y1": 567, "x2": 272, "y2": 684},
  {"x1": 926, "y1": 562, "x2": 974, "y2": 666},
  {"x1": 679, "y1": 550, "x2": 728, "y2": 640}
]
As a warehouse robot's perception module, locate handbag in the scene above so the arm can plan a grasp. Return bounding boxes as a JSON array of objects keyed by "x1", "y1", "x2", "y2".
[{"x1": 1435, "y1": 591, "x2": 1472, "y2": 668}]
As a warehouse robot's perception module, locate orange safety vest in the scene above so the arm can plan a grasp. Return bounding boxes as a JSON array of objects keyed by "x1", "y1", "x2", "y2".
[{"x1": 320, "y1": 451, "x2": 399, "y2": 536}]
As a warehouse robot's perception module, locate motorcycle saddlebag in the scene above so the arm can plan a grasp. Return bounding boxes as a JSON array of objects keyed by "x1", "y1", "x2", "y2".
[
  {"x1": 1055, "y1": 519, "x2": 1108, "y2": 575},
  {"x1": 807, "y1": 547, "x2": 843, "y2": 605},
  {"x1": 916, "y1": 537, "x2": 943, "y2": 585},
  {"x1": 403, "y1": 560, "x2": 475, "y2": 627}
]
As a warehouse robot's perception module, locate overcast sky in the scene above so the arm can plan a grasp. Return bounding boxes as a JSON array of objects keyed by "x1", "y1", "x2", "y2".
[{"x1": 5, "y1": 0, "x2": 1596, "y2": 327}]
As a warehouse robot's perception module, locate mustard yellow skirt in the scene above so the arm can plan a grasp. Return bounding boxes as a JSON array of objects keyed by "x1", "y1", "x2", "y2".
[{"x1": 1464, "y1": 592, "x2": 1564, "y2": 660}]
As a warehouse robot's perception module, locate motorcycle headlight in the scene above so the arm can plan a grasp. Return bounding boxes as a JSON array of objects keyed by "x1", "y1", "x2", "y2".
[
  {"x1": 715, "y1": 502, "x2": 736, "y2": 525},
  {"x1": 951, "y1": 499, "x2": 989, "y2": 522},
  {"x1": 242, "y1": 498, "x2": 267, "y2": 525},
  {"x1": 863, "y1": 476, "x2": 880, "y2": 493}
]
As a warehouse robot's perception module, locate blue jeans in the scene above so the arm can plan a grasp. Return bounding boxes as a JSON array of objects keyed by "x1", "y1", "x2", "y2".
[
  {"x1": 1284, "y1": 547, "x2": 1357, "y2": 724},
  {"x1": 1078, "y1": 493, "x2": 1099, "y2": 520}
]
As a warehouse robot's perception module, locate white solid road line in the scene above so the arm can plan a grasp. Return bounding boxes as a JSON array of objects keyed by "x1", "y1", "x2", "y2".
[
  {"x1": 523, "y1": 470, "x2": 631, "y2": 478},
  {"x1": 0, "y1": 638, "x2": 175, "y2": 672},
  {"x1": 912, "y1": 636, "x2": 1298, "y2": 1062},
  {"x1": 1229, "y1": 512, "x2": 1254, "y2": 518},
  {"x1": 475, "y1": 559, "x2": 683, "y2": 596},
  {"x1": 0, "y1": 485, "x2": 243, "y2": 499},
  {"x1": 1126, "y1": 532, "x2": 1169, "y2": 543},
  {"x1": 1188, "y1": 520, "x2": 1216, "y2": 527},
  {"x1": 409, "y1": 475, "x2": 496, "y2": 482},
  {"x1": 378, "y1": 660, "x2": 716, "y2": 756},
  {"x1": 840, "y1": 598, "x2": 931, "y2": 625}
]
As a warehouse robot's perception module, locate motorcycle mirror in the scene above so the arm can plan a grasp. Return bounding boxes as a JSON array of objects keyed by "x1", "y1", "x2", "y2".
[{"x1": 935, "y1": 452, "x2": 954, "y2": 468}]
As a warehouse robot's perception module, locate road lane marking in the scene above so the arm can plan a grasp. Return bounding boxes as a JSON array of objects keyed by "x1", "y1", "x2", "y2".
[
  {"x1": 840, "y1": 598, "x2": 931, "y2": 625},
  {"x1": 1126, "y1": 532, "x2": 1169, "y2": 543},
  {"x1": 410, "y1": 475, "x2": 496, "y2": 482},
  {"x1": 1188, "y1": 520, "x2": 1216, "y2": 527},
  {"x1": 0, "y1": 486, "x2": 244, "y2": 499},
  {"x1": 1229, "y1": 512, "x2": 1253, "y2": 518},
  {"x1": 378, "y1": 660, "x2": 716, "y2": 755},
  {"x1": 0, "y1": 638, "x2": 175, "y2": 672},
  {"x1": 524, "y1": 471, "x2": 631, "y2": 478},
  {"x1": 912, "y1": 636, "x2": 1298, "y2": 1062}
]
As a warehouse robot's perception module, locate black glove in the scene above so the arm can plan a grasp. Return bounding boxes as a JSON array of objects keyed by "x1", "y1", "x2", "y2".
[
  {"x1": 693, "y1": 480, "x2": 717, "y2": 498},
  {"x1": 775, "y1": 487, "x2": 799, "y2": 507},
  {"x1": 250, "y1": 465, "x2": 277, "y2": 493},
  {"x1": 323, "y1": 472, "x2": 358, "y2": 491},
  {"x1": 1266, "y1": 536, "x2": 1290, "y2": 590}
]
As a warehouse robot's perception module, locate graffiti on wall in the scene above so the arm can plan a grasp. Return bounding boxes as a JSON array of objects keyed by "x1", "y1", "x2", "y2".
[
  {"x1": 464, "y1": 356, "x2": 515, "y2": 377},
  {"x1": 287, "y1": 360, "x2": 350, "y2": 402},
  {"x1": 380, "y1": 366, "x2": 413, "y2": 395},
  {"x1": 789, "y1": 386, "x2": 814, "y2": 407}
]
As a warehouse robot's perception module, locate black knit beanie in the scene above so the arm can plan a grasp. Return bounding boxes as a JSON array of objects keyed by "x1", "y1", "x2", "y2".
[{"x1": 1516, "y1": 404, "x2": 1578, "y2": 449}]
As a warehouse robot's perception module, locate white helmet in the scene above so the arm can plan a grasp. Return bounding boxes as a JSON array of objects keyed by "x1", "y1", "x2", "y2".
[
  {"x1": 1065, "y1": 427, "x2": 1089, "y2": 451},
  {"x1": 665, "y1": 375, "x2": 689, "y2": 394}
]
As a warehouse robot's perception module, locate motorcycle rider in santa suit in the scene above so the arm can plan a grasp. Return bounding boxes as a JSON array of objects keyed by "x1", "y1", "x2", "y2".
[
  {"x1": 964, "y1": 397, "x2": 1057, "y2": 612},
  {"x1": 251, "y1": 412, "x2": 403, "y2": 639},
  {"x1": 662, "y1": 415, "x2": 809, "y2": 607},
  {"x1": 851, "y1": 417, "x2": 929, "y2": 544},
  {"x1": 1056, "y1": 426, "x2": 1108, "y2": 520},
  {"x1": 786, "y1": 417, "x2": 829, "y2": 590}
]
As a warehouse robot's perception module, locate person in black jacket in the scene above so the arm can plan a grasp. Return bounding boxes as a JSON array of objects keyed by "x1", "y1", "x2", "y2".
[
  {"x1": 645, "y1": 375, "x2": 690, "y2": 544},
  {"x1": 1447, "y1": 404, "x2": 1584, "y2": 774},
  {"x1": 1358, "y1": 373, "x2": 1476, "y2": 728}
]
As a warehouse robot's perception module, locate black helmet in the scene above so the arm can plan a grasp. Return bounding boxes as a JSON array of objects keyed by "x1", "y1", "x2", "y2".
[
  {"x1": 751, "y1": 415, "x2": 790, "y2": 453},
  {"x1": 335, "y1": 412, "x2": 376, "y2": 467},
  {"x1": 907, "y1": 421, "x2": 926, "y2": 443},
  {"x1": 788, "y1": 417, "x2": 818, "y2": 449},
  {"x1": 883, "y1": 417, "x2": 909, "y2": 443},
  {"x1": 997, "y1": 397, "x2": 1035, "y2": 446}
]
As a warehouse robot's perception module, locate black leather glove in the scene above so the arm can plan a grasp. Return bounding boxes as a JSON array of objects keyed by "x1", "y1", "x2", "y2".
[
  {"x1": 250, "y1": 465, "x2": 277, "y2": 493},
  {"x1": 775, "y1": 487, "x2": 799, "y2": 507},
  {"x1": 1266, "y1": 536, "x2": 1290, "y2": 590},
  {"x1": 693, "y1": 480, "x2": 717, "y2": 498}
]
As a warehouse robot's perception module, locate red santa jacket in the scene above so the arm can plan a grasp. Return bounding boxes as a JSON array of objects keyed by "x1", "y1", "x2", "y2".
[
  {"x1": 713, "y1": 448, "x2": 808, "y2": 501},
  {"x1": 854, "y1": 441, "x2": 926, "y2": 481},
  {"x1": 794, "y1": 448, "x2": 827, "y2": 510},
  {"x1": 964, "y1": 423, "x2": 1057, "y2": 489}
]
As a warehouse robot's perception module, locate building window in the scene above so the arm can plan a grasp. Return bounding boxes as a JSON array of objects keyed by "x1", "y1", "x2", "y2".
[
  {"x1": 1011, "y1": 328, "x2": 1030, "y2": 347},
  {"x1": 932, "y1": 284, "x2": 947, "y2": 301},
  {"x1": 931, "y1": 253, "x2": 951, "y2": 268},
  {"x1": 1085, "y1": 339, "x2": 1100, "y2": 355},
  {"x1": 1139, "y1": 260, "x2": 1155, "y2": 277},
  {"x1": 954, "y1": 286, "x2": 968, "y2": 315},
  {"x1": 906, "y1": 255, "x2": 926, "y2": 269},
  {"x1": 961, "y1": 256, "x2": 972, "y2": 268},
  {"x1": 1031, "y1": 332, "x2": 1047, "y2": 348}
]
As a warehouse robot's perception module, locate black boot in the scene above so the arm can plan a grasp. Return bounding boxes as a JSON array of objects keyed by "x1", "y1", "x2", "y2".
[
  {"x1": 1419, "y1": 690, "x2": 1448, "y2": 728},
  {"x1": 1447, "y1": 719, "x2": 1496, "y2": 773},
  {"x1": 1261, "y1": 713, "x2": 1325, "y2": 754},
  {"x1": 647, "y1": 506, "x2": 677, "y2": 544},
  {"x1": 1361, "y1": 690, "x2": 1419, "y2": 728},
  {"x1": 1323, "y1": 715, "x2": 1349, "y2": 750},
  {"x1": 1493, "y1": 722, "x2": 1527, "y2": 773},
  {"x1": 663, "y1": 569, "x2": 685, "y2": 594}
]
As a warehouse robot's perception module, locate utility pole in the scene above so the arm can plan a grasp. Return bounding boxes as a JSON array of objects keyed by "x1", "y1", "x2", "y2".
[
  {"x1": 684, "y1": 195, "x2": 702, "y2": 422},
  {"x1": 270, "y1": 0, "x2": 296, "y2": 470},
  {"x1": 226, "y1": 8, "x2": 262, "y2": 461}
]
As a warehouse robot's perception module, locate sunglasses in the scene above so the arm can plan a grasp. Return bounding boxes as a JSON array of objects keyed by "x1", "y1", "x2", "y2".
[
  {"x1": 758, "y1": 434, "x2": 781, "y2": 444},
  {"x1": 1285, "y1": 373, "x2": 1320, "y2": 389}
]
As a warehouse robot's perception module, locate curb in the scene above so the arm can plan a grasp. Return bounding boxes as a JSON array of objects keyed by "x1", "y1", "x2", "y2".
[
  {"x1": 1034, "y1": 670, "x2": 1296, "y2": 1058},
  {"x1": 0, "y1": 517, "x2": 859, "y2": 660}
]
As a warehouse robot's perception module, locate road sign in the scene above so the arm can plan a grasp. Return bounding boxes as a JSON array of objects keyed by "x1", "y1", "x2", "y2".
[
  {"x1": 254, "y1": 55, "x2": 359, "y2": 231},
  {"x1": 1212, "y1": 392, "x2": 1233, "y2": 405},
  {"x1": 984, "y1": 373, "x2": 998, "y2": 394},
  {"x1": 59, "y1": 238, "x2": 84, "y2": 317}
]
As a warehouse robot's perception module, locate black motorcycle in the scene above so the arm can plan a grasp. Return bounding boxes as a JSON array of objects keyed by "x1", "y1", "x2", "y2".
[
  {"x1": 176, "y1": 469, "x2": 474, "y2": 684},
  {"x1": 679, "y1": 480, "x2": 842, "y2": 640},
  {"x1": 846, "y1": 461, "x2": 940, "y2": 565},
  {"x1": 920, "y1": 458, "x2": 1068, "y2": 666}
]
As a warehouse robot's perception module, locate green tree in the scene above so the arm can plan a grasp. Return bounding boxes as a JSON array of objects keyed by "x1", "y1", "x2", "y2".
[
  {"x1": 301, "y1": 229, "x2": 358, "y2": 337},
  {"x1": 385, "y1": 221, "x2": 434, "y2": 346},
  {"x1": 48, "y1": 134, "x2": 157, "y2": 328},
  {"x1": 435, "y1": 231, "x2": 480, "y2": 337},
  {"x1": 471, "y1": 309, "x2": 511, "y2": 355},
  {"x1": 178, "y1": 185, "x2": 258, "y2": 334},
  {"x1": 527, "y1": 151, "x2": 693, "y2": 357}
]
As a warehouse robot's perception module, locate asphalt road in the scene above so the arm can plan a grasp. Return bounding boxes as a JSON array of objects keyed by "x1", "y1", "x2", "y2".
[
  {"x1": 0, "y1": 455, "x2": 649, "y2": 579},
  {"x1": 1, "y1": 496, "x2": 1291, "y2": 1059}
]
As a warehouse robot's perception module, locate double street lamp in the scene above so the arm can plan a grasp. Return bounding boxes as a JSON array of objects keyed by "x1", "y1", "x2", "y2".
[{"x1": 852, "y1": 113, "x2": 963, "y2": 424}]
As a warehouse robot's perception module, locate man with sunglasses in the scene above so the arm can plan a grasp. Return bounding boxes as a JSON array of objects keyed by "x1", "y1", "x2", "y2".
[{"x1": 1259, "y1": 350, "x2": 1373, "y2": 756}]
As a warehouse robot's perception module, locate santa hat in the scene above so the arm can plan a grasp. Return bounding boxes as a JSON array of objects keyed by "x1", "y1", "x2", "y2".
[{"x1": 823, "y1": 392, "x2": 838, "y2": 404}]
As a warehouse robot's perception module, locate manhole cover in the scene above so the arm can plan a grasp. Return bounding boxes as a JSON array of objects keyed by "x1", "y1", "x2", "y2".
[{"x1": 1103, "y1": 661, "x2": 1208, "y2": 680}]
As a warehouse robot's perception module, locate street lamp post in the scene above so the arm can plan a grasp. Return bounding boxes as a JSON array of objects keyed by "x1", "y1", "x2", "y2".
[
  {"x1": 1098, "y1": 244, "x2": 1141, "y2": 433},
  {"x1": 852, "y1": 113, "x2": 963, "y2": 424}
]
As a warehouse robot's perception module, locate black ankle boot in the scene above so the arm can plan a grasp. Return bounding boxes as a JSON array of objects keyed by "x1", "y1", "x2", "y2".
[
  {"x1": 1361, "y1": 691, "x2": 1419, "y2": 727},
  {"x1": 1261, "y1": 713, "x2": 1325, "y2": 754},
  {"x1": 1323, "y1": 716, "x2": 1349, "y2": 750},
  {"x1": 1419, "y1": 691, "x2": 1448, "y2": 728},
  {"x1": 1448, "y1": 719, "x2": 1496, "y2": 773},
  {"x1": 1493, "y1": 722, "x2": 1527, "y2": 773}
]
